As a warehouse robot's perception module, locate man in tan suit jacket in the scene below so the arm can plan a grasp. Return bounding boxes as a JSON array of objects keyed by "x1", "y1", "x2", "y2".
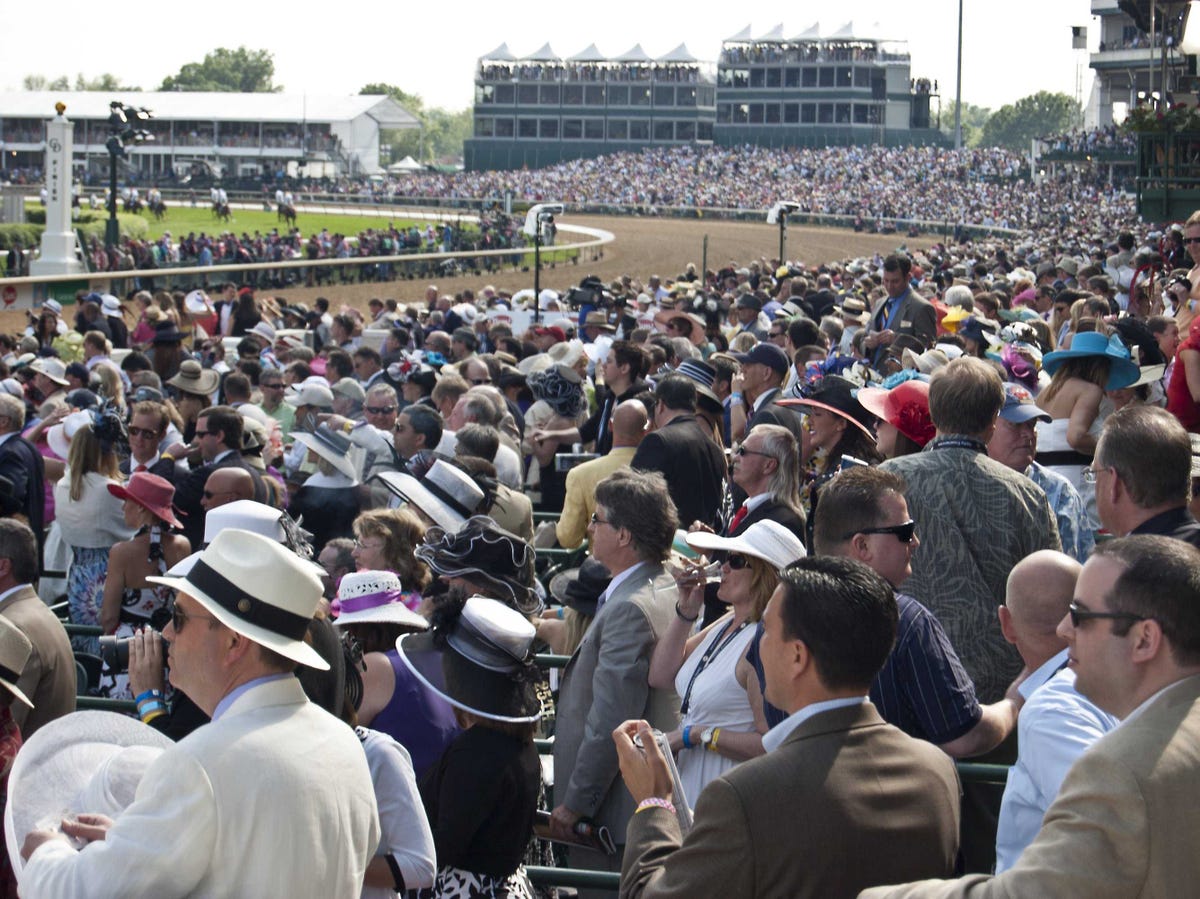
[
  {"x1": 552, "y1": 470, "x2": 680, "y2": 892},
  {"x1": 862, "y1": 535, "x2": 1200, "y2": 899},
  {"x1": 615, "y1": 556, "x2": 960, "y2": 898},
  {"x1": 0, "y1": 520, "x2": 75, "y2": 737}
]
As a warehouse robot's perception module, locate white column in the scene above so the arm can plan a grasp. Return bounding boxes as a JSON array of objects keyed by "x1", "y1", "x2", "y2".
[{"x1": 30, "y1": 104, "x2": 86, "y2": 277}]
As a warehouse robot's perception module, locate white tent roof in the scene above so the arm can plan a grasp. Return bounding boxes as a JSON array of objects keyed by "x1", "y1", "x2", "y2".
[
  {"x1": 657, "y1": 43, "x2": 699, "y2": 63},
  {"x1": 725, "y1": 24, "x2": 753, "y2": 42},
  {"x1": 828, "y1": 21, "x2": 857, "y2": 39},
  {"x1": 0, "y1": 91, "x2": 419, "y2": 128},
  {"x1": 569, "y1": 43, "x2": 608, "y2": 62},
  {"x1": 387, "y1": 155, "x2": 423, "y2": 173},
  {"x1": 615, "y1": 43, "x2": 654, "y2": 62},
  {"x1": 480, "y1": 42, "x2": 516, "y2": 61},
  {"x1": 758, "y1": 23, "x2": 785, "y2": 41},
  {"x1": 792, "y1": 22, "x2": 821, "y2": 39},
  {"x1": 526, "y1": 43, "x2": 561, "y2": 61}
]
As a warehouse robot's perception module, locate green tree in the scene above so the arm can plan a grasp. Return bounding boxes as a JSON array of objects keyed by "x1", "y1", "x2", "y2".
[
  {"x1": 978, "y1": 91, "x2": 1080, "y2": 150},
  {"x1": 23, "y1": 74, "x2": 70, "y2": 91},
  {"x1": 941, "y1": 102, "x2": 992, "y2": 148},
  {"x1": 361, "y1": 83, "x2": 469, "y2": 163},
  {"x1": 74, "y1": 73, "x2": 141, "y2": 91},
  {"x1": 160, "y1": 47, "x2": 280, "y2": 92}
]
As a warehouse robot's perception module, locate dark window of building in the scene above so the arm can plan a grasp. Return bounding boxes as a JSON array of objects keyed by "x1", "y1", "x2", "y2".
[
  {"x1": 733, "y1": 68, "x2": 750, "y2": 88},
  {"x1": 608, "y1": 119, "x2": 628, "y2": 140},
  {"x1": 837, "y1": 67, "x2": 852, "y2": 87},
  {"x1": 698, "y1": 121, "x2": 713, "y2": 141},
  {"x1": 802, "y1": 68, "x2": 817, "y2": 87},
  {"x1": 631, "y1": 87, "x2": 651, "y2": 106},
  {"x1": 518, "y1": 85, "x2": 539, "y2": 104},
  {"x1": 563, "y1": 119, "x2": 583, "y2": 139},
  {"x1": 817, "y1": 103, "x2": 834, "y2": 123},
  {"x1": 766, "y1": 68, "x2": 782, "y2": 88},
  {"x1": 563, "y1": 85, "x2": 584, "y2": 105},
  {"x1": 539, "y1": 119, "x2": 558, "y2": 138},
  {"x1": 733, "y1": 103, "x2": 750, "y2": 124},
  {"x1": 748, "y1": 104, "x2": 764, "y2": 124},
  {"x1": 785, "y1": 68, "x2": 800, "y2": 87},
  {"x1": 494, "y1": 84, "x2": 515, "y2": 105},
  {"x1": 476, "y1": 85, "x2": 494, "y2": 105},
  {"x1": 677, "y1": 86, "x2": 697, "y2": 106},
  {"x1": 518, "y1": 118, "x2": 538, "y2": 137},
  {"x1": 629, "y1": 120, "x2": 649, "y2": 140},
  {"x1": 800, "y1": 104, "x2": 816, "y2": 123},
  {"x1": 717, "y1": 103, "x2": 732, "y2": 123},
  {"x1": 697, "y1": 86, "x2": 715, "y2": 106},
  {"x1": 654, "y1": 86, "x2": 675, "y2": 106},
  {"x1": 676, "y1": 120, "x2": 696, "y2": 140},
  {"x1": 585, "y1": 85, "x2": 605, "y2": 105},
  {"x1": 853, "y1": 104, "x2": 870, "y2": 124},
  {"x1": 609, "y1": 85, "x2": 630, "y2": 105},
  {"x1": 783, "y1": 103, "x2": 799, "y2": 123},
  {"x1": 764, "y1": 103, "x2": 781, "y2": 124},
  {"x1": 854, "y1": 67, "x2": 873, "y2": 88},
  {"x1": 494, "y1": 118, "x2": 514, "y2": 137},
  {"x1": 540, "y1": 85, "x2": 560, "y2": 104},
  {"x1": 749, "y1": 68, "x2": 765, "y2": 87},
  {"x1": 474, "y1": 117, "x2": 494, "y2": 137},
  {"x1": 584, "y1": 119, "x2": 605, "y2": 139},
  {"x1": 818, "y1": 67, "x2": 835, "y2": 87},
  {"x1": 654, "y1": 120, "x2": 674, "y2": 140}
]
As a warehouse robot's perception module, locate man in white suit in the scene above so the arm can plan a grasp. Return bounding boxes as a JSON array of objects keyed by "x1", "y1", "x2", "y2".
[{"x1": 19, "y1": 529, "x2": 380, "y2": 898}]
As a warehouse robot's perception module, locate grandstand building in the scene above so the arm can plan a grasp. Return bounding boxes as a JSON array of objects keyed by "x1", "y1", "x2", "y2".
[
  {"x1": 465, "y1": 42, "x2": 717, "y2": 170},
  {"x1": 466, "y1": 24, "x2": 944, "y2": 170},
  {"x1": 1088, "y1": 0, "x2": 1187, "y2": 126},
  {"x1": 0, "y1": 92, "x2": 418, "y2": 181}
]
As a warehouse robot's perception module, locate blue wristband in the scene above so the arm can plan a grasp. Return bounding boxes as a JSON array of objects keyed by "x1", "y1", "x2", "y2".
[{"x1": 682, "y1": 725, "x2": 692, "y2": 749}]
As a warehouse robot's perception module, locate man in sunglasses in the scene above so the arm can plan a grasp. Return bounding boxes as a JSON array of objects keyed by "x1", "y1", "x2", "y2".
[{"x1": 864, "y1": 535, "x2": 1200, "y2": 898}]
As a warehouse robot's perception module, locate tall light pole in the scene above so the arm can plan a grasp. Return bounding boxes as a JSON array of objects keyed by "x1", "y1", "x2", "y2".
[
  {"x1": 766, "y1": 201, "x2": 801, "y2": 266},
  {"x1": 104, "y1": 101, "x2": 153, "y2": 248},
  {"x1": 523, "y1": 203, "x2": 564, "y2": 325},
  {"x1": 954, "y1": 0, "x2": 964, "y2": 150}
]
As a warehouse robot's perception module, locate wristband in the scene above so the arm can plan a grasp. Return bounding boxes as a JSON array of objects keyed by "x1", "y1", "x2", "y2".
[
  {"x1": 682, "y1": 725, "x2": 692, "y2": 749},
  {"x1": 557, "y1": 606, "x2": 565, "y2": 620},
  {"x1": 137, "y1": 700, "x2": 166, "y2": 715},
  {"x1": 161, "y1": 452, "x2": 175, "y2": 462},
  {"x1": 729, "y1": 392, "x2": 744, "y2": 405},
  {"x1": 140, "y1": 708, "x2": 166, "y2": 724},
  {"x1": 134, "y1": 689, "x2": 163, "y2": 704},
  {"x1": 635, "y1": 797, "x2": 676, "y2": 815},
  {"x1": 675, "y1": 601, "x2": 699, "y2": 623},
  {"x1": 709, "y1": 728, "x2": 722, "y2": 752}
]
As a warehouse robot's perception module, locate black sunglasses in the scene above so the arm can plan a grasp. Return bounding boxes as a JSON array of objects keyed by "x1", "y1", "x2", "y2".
[
  {"x1": 127, "y1": 426, "x2": 159, "y2": 439},
  {"x1": 1184, "y1": 237, "x2": 1200, "y2": 246},
  {"x1": 365, "y1": 405, "x2": 396, "y2": 415},
  {"x1": 1067, "y1": 602, "x2": 1147, "y2": 628},
  {"x1": 170, "y1": 604, "x2": 218, "y2": 633},
  {"x1": 845, "y1": 520, "x2": 917, "y2": 543},
  {"x1": 725, "y1": 553, "x2": 750, "y2": 570}
]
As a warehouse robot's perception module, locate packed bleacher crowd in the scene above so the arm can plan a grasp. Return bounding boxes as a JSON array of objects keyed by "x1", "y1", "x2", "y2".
[
  {"x1": 1040, "y1": 124, "x2": 1137, "y2": 157},
  {"x1": 0, "y1": 196, "x2": 1199, "y2": 898}
]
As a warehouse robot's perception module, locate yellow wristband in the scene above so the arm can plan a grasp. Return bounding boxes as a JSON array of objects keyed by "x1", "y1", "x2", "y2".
[
  {"x1": 709, "y1": 728, "x2": 721, "y2": 752},
  {"x1": 161, "y1": 452, "x2": 174, "y2": 462}
]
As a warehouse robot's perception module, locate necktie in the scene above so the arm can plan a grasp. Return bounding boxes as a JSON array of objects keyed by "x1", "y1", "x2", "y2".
[
  {"x1": 134, "y1": 464, "x2": 148, "y2": 473},
  {"x1": 728, "y1": 505, "x2": 749, "y2": 534}
]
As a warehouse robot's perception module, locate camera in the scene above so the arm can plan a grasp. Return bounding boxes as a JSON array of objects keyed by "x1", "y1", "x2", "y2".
[
  {"x1": 98, "y1": 634, "x2": 135, "y2": 671},
  {"x1": 565, "y1": 276, "x2": 613, "y2": 310}
]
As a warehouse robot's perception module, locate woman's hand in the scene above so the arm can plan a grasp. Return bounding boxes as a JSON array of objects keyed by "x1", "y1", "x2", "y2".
[
  {"x1": 127, "y1": 627, "x2": 166, "y2": 697},
  {"x1": 672, "y1": 560, "x2": 708, "y2": 619}
]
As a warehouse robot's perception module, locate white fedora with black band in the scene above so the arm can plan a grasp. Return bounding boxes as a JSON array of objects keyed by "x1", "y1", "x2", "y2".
[{"x1": 149, "y1": 528, "x2": 328, "y2": 670}]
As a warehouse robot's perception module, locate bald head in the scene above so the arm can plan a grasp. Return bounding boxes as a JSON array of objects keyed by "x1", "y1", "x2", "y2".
[
  {"x1": 611, "y1": 400, "x2": 649, "y2": 448},
  {"x1": 201, "y1": 467, "x2": 255, "y2": 511},
  {"x1": 1001, "y1": 550, "x2": 1081, "y2": 668}
]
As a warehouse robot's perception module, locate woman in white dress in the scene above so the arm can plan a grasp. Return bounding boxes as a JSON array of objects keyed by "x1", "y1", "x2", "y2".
[{"x1": 648, "y1": 520, "x2": 806, "y2": 807}]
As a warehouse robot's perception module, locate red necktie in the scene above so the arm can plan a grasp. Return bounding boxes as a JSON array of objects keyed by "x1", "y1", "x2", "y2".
[
  {"x1": 134, "y1": 464, "x2": 148, "y2": 473},
  {"x1": 728, "y1": 505, "x2": 749, "y2": 534}
]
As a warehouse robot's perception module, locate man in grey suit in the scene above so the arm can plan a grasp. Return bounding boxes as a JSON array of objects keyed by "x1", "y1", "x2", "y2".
[
  {"x1": 864, "y1": 254, "x2": 937, "y2": 366},
  {"x1": 615, "y1": 556, "x2": 960, "y2": 898},
  {"x1": 0, "y1": 520, "x2": 74, "y2": 737},
  {"x1": 552, "y1": 469, "x2": 680, "y2": 890}
]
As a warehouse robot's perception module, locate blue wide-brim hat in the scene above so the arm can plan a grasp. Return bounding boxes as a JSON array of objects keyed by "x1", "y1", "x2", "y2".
[{"x1": 1041, "y1": 332, "x2": 1140, "y2": 390}]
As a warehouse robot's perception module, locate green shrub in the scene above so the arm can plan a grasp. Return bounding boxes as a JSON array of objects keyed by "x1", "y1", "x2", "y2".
[{"x1": 0, "y1": 224, "x2": 43, "y2": 251}]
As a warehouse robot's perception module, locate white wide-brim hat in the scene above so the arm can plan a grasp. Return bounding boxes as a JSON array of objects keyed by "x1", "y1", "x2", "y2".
[
  {"x1": 46, "y1": 410, "x2": 92, "y2": 460},
  {"x1": 332, "y1": 570, "x2": 428, "y2": 630},
  {"x1": 149, "y1": 528, "x2": 327, "y2": 670},
  {"x1": 5, "y1": 711, "x2": 173, "y2": 874},
  {"x1": 686, "y1": 519, "x2": 807, "y2": 571},
  {"x1": 374, "y1": 460, "x2": 484, "y2": 531},
  {"x1": 292, "y1": 429, "x2": 361, "y2": 482}
]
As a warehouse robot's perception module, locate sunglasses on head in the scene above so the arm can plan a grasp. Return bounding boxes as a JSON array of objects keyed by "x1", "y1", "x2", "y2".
[{"x1": 844, "y1": 520, "x2": 917, "y2": 543}]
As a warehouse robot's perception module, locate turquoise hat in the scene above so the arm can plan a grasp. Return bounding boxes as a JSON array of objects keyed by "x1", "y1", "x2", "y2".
[{"x1": 1041, "y1": 332, "x2": 1140, "y2": 390}]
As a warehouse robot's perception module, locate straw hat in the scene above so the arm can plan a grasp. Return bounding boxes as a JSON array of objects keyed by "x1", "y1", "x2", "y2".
[
  {"x1": 397, "y1": 596, "x2": 540, "y2": 723},
  {"x1": 331, "y1": 570, "x2": 427, "y2": 630},
  {"x1": 149, "y1": 528, "x2": 328, "y2": 669},
  {"x1": 167, "y1": 360, "x2": 219, "y2": 397}
]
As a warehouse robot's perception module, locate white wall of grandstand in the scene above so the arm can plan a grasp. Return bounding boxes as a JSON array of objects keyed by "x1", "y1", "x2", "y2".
[
  {"x1": 0, "y1": 92, "x2": 419, "y2": 181},
  {"x1": 1089, "y1": 0, "x2": 1188, "y2": 127},
  {"x1": 466, "y1": 22, "x2": 943, "y2": 171}
]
